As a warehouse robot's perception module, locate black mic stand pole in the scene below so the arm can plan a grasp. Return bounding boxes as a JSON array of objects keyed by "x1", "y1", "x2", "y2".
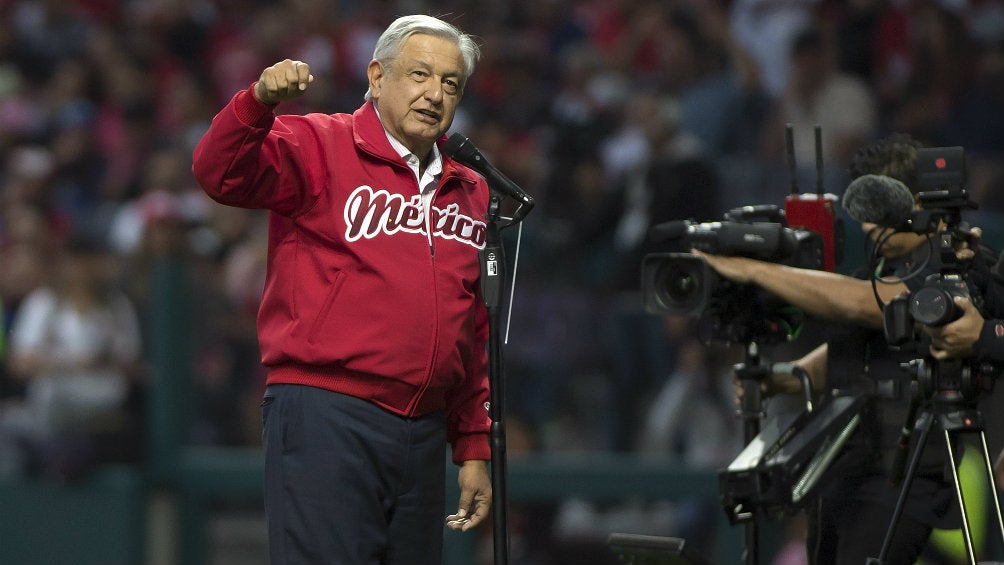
[{"x1": 481, "y1": 193, "x2": 510, "y2": 565}]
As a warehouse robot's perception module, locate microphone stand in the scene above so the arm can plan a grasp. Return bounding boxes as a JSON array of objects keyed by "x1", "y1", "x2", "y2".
[
  {"x1": 449, "y1": 132, "x2": 533, "y2": 563},
  {"x1": 480, "y1": 193, "x2": 515, "y2": 565}
]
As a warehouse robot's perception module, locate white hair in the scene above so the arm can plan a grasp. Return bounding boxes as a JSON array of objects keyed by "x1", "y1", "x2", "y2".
[{"x1": 364, "y1": 15, "x2": 480, "y2": 101}]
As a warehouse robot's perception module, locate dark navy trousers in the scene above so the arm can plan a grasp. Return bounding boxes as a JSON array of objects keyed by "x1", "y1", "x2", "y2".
[{"x1": 262, "y1": 384, "x2": 447, "y2": 565}]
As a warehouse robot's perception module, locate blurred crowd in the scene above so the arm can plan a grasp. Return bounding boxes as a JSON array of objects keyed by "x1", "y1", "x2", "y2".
[{"x1": 1, "y1": 0, "x2": 1003, "y2": 559}]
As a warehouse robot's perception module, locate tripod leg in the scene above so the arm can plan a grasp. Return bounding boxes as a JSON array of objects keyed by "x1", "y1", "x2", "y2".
[
  {"x1": 977, "y1": 431, "x2": 1004, "y2": 555},
  {"x1": 743, "y1": 522, "x2": 759, "y2": 565},
  {"x1": 868, "y1": 411, "x2": 935, "y2": 565},
  {"x1": 943, "y1": 429, "x2": 977, "y2": 565}
]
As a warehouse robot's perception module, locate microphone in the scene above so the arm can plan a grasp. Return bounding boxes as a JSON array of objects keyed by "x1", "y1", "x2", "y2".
[
  {"x1": 443, "y1": 133, "x2": 535, "y2": 211},
  {"x1": 842, "y1": 174, "x2": 915, "y2": 228}
]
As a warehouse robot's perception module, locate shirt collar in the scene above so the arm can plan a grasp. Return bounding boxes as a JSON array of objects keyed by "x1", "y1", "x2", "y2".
[{"x1": 375, "y1": 107, "x2": 443, "y2": 178}]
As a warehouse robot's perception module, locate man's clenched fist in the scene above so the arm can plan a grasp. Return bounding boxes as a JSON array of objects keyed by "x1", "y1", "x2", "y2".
[{"x1": 254, "y1": 59, "x2": 314, "y2": 105}]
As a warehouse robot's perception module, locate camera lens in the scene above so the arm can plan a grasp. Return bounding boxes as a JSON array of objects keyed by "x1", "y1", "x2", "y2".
[
  {"x1": 910, "y1": 286, "x2": 958, "y2": 326},
  {"x1": 654, "y1": 260, "x2": 704, "y2": 311},
  {"x1": 642, "y1": 253, "x2": 717, "y2": 316}
]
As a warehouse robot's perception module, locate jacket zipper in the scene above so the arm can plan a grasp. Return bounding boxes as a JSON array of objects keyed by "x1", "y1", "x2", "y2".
[{"x1": 407, "y1": 179, "x2": 444, "y2": 414}]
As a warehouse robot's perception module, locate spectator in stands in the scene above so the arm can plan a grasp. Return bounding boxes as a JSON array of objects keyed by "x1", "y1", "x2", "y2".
[
  {"x1": 759, "y1": 26, "x2": 878, "y2": 189},
  {"x1": 635, "y1": 333, "x2": 743, "y2": 556},
  {"x1": 0, "y1": 234, "x2": 143, "y2": 480}
]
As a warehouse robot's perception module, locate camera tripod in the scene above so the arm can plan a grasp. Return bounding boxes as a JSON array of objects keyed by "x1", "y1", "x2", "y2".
[{"x1": 867, "y1": 376, "x2": 1004, "y2": 565}]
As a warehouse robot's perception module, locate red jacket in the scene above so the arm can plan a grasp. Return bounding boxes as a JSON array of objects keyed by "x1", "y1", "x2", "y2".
[{"x1": 192, "y1": 86, "x2": 491, "y2": 463}]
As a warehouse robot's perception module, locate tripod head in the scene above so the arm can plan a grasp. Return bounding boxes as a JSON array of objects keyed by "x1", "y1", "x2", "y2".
[{"x1": 900, "y1": 356, "x2": 997, "y2": 413}]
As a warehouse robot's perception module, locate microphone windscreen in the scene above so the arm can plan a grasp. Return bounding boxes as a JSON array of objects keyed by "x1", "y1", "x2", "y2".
[{"x1": 842, "y1": 174, "x2": 915, "y2": 226}]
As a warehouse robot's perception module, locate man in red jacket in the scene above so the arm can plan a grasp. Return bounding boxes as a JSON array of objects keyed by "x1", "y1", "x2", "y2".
[{"x1": 192, "y1": 14, "x2": 492, "y2": 565}]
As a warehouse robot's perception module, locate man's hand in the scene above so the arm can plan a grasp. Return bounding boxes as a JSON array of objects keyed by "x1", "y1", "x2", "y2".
[
  {"x1": 254, "y1": 59, "x2": 314, "y2": 105},
  {"x1": 446, "y1": 459, "x2": 491, "y2": 532},
  {"x1": 691, "y1": 249, "x2": 756, "y2": 283},
  {"x1": 926, "y1": 296, "x2": 984, "y2": 360},
  {"x1": 731, "y1": 364, "x2": 809, "y2": 408},
  {"x1": 954, "y1": 226, "x2": 982, "y2": 262}
]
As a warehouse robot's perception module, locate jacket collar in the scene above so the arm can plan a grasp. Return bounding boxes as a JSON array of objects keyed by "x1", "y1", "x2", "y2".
[{"x1": 351, "y1": 101, "x2": 482, "y2": 187}]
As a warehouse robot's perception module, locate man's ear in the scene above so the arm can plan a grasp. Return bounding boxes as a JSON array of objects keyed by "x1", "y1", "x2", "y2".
[{"x1": 367, "y1": 60, "x2": 384, "y2": 99}]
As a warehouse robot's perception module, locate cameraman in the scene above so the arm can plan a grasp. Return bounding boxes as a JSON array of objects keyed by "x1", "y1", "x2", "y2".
[{"x1": 696, "y1": 133, "x2": 960, "y2": 565}]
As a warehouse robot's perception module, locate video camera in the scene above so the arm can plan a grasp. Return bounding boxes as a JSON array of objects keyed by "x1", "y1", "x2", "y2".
[
  {"x1": 879, "y1": 146, "x2": 997, "y2": 405},
  {"x1": 641, "y1": 204, "x2": 825, "y2": 344},
  {"x1": 882, "y1": 147, "x2": 974, "y2": 337}
]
